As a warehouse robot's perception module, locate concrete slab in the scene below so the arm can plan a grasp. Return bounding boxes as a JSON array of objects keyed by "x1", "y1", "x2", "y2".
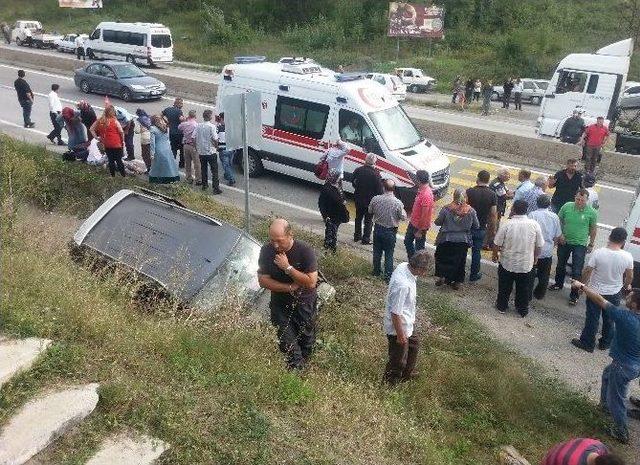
[
  {"x1": 0, "y1": 338, "x2": 52, "y2": 389},
  {"x1": 0, "y1": 383, "x2": 100, "y2": 465},
  {"x1": 85, "y1": 433, "x2": 169, "y2": 465}
]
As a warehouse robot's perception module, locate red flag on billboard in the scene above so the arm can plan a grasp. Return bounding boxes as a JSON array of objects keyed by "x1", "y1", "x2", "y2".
[{"x1": 388, "y1": 2, "x2": 445, "y2": 38}]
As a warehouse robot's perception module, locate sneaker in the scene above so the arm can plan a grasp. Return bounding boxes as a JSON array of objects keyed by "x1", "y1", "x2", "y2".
[
  {"x1": 597, "y1": 341, "x2": 610, "y2": 351},
  {"x1": 571, "y1": 338, "x2": 594, "y2": 353},
  {"x1": 435, "y1": 278, "x2": 445, "y2": 287},
  {"x1": 608, "y1": 425, "x2": 629, "y2": 444},
  {"x1": 548, "y1": 284, "x2": 563, "y2": 291},
  {"x1": 495, "y1": 305, "x2": 507, "y2": 315},
  {"x1": 628, "y1": 408, "x2": 640, "y2": 421},
  {"x1": 228, "y1": 180, "x2": 236, "y2": 186},
  {"x1": 212, "y1": 188, "x2": 223, "y2": 195},
  {"x1": 469, "y1": 273, "x2": 482, "y2": 282},
  {"x1": 361, "y1": 239, "x2": 371, "y2": 245},
  {"x1": 46, "y1": 134, "x2": 55, "y2": 143},
  {"x1": 568, "y1": 297, "x2": 578, "y2": 306},
  {"x1": 518, "y1": 309, "x2": 529, "y2": 318},
  {"x1": 57, "y1": 140, "x2": 66, "y2": 146},
  {"x1": 450, "y1": 282, "x2": 461, "y2": 291},
  {"x1": 353, "y1": 236, "x2": 361, "y2": 243},
  {"x1": 26, "y1": 122, "x2": 35, "y2": 128}
]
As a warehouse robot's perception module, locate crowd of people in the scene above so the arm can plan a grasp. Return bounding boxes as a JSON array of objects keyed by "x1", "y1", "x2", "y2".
[
  {"x1": 451, "y1": 76, "x2": 530, "y2": 115},
  {"x1": 13, "y1": 69, "x2": 237, "y2": 190}
]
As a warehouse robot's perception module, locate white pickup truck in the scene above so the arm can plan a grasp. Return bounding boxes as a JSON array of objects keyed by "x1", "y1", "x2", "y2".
[{"x1": 11, "y1": 20, "x2": 61, "y2": 49}]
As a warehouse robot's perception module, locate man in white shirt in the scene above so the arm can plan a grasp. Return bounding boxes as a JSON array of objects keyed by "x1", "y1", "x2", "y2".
[
  {"x1": 75, "y1": 34, "x2": 85, "y2": 60},
  {"x1": 325, "y1": 139, "x2": 349, "y2": 181},
  {"x1": 572, "y1": 227, "x2": 634, "y2": 353},
  {"x1": 528, "y1": 194, "x2": 562, "y2": 300},
  {"x1": 46, "y1": 83, "x2": 65, "y2": 146},
  {"x1": 492, "y1": 199, "x2": 544, "y2": 317},
  {"x1": 383, "y1": 250, "x2": 431, "y2": 385},
  {"x1": 339, "y1": 117, "x2": 361, "y2": 145}
]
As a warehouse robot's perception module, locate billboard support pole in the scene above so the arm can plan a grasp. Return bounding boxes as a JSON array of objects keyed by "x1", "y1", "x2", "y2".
[
  {"x1": 241, "y1": 93, "x2": 250, "y2": 233},
  {"x1": 395, "y1": 37, "x2": 400, "y2": 62}
]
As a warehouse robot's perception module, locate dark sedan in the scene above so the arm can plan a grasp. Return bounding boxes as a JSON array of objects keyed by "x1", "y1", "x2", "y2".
[{"x1": 73, "y1": 61, "x2": 166, "y2": 102}]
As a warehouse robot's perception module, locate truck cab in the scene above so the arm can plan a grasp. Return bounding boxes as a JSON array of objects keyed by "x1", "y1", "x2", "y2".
[{"x1": 538, "y1": 39, "x2": 633, "y2": 137}]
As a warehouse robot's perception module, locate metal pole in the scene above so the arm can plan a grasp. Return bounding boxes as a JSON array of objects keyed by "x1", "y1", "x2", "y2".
[
  {"x1": 396, "y1": 37, "x2": 400, "y2": 62},
  {"x1": 241, "y1": 93, "x2": 250, "y2": 232}
]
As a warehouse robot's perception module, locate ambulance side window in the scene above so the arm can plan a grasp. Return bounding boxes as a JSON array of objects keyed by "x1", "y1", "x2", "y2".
[
  {"x1": 274, "y1": 96, "x2": 329, "y2": 139},
  {"x1": 339, "y1": 110, "x2": 383, "y2": 156}
]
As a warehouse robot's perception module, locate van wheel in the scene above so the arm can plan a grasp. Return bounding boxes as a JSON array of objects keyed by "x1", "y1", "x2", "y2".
[
  {"x1": 80, "y1": 80, "x2": 91, "y2": 94},
  {"x1": 240, "y1": 149, "x2": 264, "y2": 177},
  {"x1": 121, "y1": 88, "x2": 133, "y2": 102},
  {"x1": 126, "y1": 54, "x2": 136, "y2": 64},
  {"x1": 15, "y1": 37, "x2": 22, "y2": 46},
  {"x1": 531, "y1": 96, "x2": 542, "y2": 105},
  {"x1": 86, "y1": 48, "x2": 95, "y2": 60}
]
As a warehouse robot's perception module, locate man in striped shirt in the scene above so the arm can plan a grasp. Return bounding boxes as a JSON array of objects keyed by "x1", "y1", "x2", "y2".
[{"x1": 541, "y1": 438, "x2": 623, "y2": 465}]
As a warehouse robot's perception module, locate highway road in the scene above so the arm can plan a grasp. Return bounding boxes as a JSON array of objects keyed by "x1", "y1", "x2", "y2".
[
  {"x1": 0, "y1": 43, "x2": 539, "y2": 138},
  {"x1": 0, "y1": 62, "x2": 634, "y2": 248}
]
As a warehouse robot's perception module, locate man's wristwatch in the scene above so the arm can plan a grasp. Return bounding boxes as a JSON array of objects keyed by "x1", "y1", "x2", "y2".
[{"x1": 284, "y1": 265, "x2": 293, "y2": 275}]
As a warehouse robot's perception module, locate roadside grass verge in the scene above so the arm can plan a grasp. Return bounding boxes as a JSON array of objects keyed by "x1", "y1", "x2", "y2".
[{"x1": 0, "y1": 135, "x2": 632, "y2": 464}]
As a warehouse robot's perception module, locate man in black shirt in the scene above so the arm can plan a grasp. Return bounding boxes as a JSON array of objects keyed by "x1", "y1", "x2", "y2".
[
  {"x1": 161, "y1": 98, "x2": 185, "y2": 168},
  {"x1": 258, "y1": 218, "x2": 319, "y2": 370},
  {"x1": 14, "y1": 70, "x2": 35, "y2": 128},
  {"x1": 548, "y1": 158, "x2": 583, "y2": 213},
  {"x1": 351, "y1": 152, "x2": 383, "y2": 244},
  {"x1": 466, "y1": 170, "x2": 497, "y2": 281}
]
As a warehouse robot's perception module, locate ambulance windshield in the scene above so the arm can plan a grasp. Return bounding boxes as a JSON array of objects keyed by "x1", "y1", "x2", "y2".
[{"x1": 369, "y1": 105, "x2": 422, "y2": 151}]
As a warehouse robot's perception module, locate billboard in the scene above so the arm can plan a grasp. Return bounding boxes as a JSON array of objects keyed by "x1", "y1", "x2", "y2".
[
  {"x1": 388, "y1": 2, "x2": 444, "y2": 38},
  {"x1": 59, "y1": 0, "x2": 103, "y2": 8}
]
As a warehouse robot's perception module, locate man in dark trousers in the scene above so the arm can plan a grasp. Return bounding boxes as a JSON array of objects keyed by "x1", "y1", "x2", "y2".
[
  {"x1": 258, "y1": 219, "x2": 318, "y2": 370},
  {"x1": 559, "y1": 109, "x2": 586, "y2": 144},
  {"x1": 14, "y1": 69, "x2": 35, "y2": 128},
  {"x1": 502, "y1": 78, "x2": 514, "y2": 109},
  {"x1": 162, "y1": 97, "x2": 185, "y2": 168},
  {"x1": 351, "y1": 152, "x2": 383, "y2": 245}
]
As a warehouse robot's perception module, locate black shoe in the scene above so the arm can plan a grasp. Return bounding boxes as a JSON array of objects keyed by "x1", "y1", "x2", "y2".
[
  {"x1": 597, "y1": 341, "x2": 610, "y2": 351},
  {"x1": 228, "y1": 180, "x2": 236, "y2": 186},
  {"x1": 57, "y1": 140, "x2": 66, "y2": 146},
  {"x1": 353, "y1": 236, "x2": 361, "y2": 243},
  {"x1": 26, "y1": 122, "x2": 35, "y2": 128},
  {"x1": 212, "y1": 188, "x2": 222, "y2": 195},
  {"x1": 609, "y1": 426, "x2": 630, "y2": 444},
  {"x1": 469, "y1": 273, "x2": 482, "y2": 282},
  {"x1": 628, "y1": 408, "x2": 640, "y2": 421},
  {"x1": 201, "y1": 185, "x2": 207, "y2": 190},
  {"x1": 178, "y1": 162, "x2": 185, "y2": 168},
  {"x1": 571, "y1": 338, "x2": 594, "y2": 353},
  {"x1": 195, "y1": 182, "x2": 202, "y2": 186},
  {"x1": 495, "y1": 306, "x2": 507, "y2": 314},
  {"x1": 631, "y1": 395, "x2": 640, "y2": 408},
  {"x1": 518, "y1": 309, "x2": 529, "y2": 318},
  {"x1": 548, "y1": 284, "x2": 563, "y2": 291},
  {"x1": 361, "y1": 239, "x2": 371, "y2": 245},
  {"x1": 47, "y1": 134, "x2": 55, "y2": 143}
]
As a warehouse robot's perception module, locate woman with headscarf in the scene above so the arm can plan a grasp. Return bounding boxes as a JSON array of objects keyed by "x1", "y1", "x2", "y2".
[
  {"x1": 148, "y1": 115, "x2": 180, "y2": 184},
  {"x1": 135, "y1": 108, "x2": 153, "y2": 173},
  {"x1": 57, "y1": 106, "x2": 88, "y2": 150},
  {"x1": 77, "y1": 100, "x2": 97, "y2": 141},
  {"x1": 434, "y1": 188, "x2": 479, "y2": 289},
  {"x1": 90, "y1": 105, "x2": 125, "y2": 177},
  {"x1": 318, "y1": 169, "x2": 350, "y2": 252}
]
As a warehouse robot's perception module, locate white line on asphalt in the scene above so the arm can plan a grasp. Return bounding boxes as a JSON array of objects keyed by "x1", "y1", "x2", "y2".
[
  {"x1": 0, "y1": 63, "x2": 210, "y2": 108},
  {"x1": 446, "y1": 151, "x2": 636, "y2": 194}
]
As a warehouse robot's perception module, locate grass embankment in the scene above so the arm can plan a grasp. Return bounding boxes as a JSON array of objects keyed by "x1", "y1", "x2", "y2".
[
  {"x1": 2, "y1": 0, "x2": 632, "y2": 87},
  {"x1": 0, "y1": 135, "x2": 630, "y2": 464}
]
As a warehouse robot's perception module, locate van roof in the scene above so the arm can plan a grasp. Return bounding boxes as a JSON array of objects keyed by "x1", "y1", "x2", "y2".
[
  {"x1": 224, "y1": 62, "x2": 399, "y2": 112},
  {"x1": 96, "y1": 22, "x2": 169, "y2": 29}
]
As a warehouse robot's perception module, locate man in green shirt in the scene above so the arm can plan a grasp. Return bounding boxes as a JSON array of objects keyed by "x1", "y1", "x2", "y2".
[{"x1": 549, "y1": 189, "x2": 598, "y2": 305}]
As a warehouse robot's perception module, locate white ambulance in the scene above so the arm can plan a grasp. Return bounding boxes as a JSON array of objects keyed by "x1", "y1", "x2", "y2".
[
  {"x1": 538, "y1": 38, "x2": 633, "y2": 137},
  {"x1": 623, "y1": 185, "x2": 640, "y2": 285},
  {"x1": 216, "y1": 58, "x2": 450, "y2": 206}
]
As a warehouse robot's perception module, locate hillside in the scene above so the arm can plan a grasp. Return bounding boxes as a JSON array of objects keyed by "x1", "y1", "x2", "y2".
[{"x1": 2, "y1": 0, "x2": 634, "y2": 85}]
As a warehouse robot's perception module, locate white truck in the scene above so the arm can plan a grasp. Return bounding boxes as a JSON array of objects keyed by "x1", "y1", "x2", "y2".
[
  {"x1": 537, "y1": 38, "x2": 634, "y2": 137},
  {"x1": 11, "y1": 20, "x2": 61, "y2": 49}
]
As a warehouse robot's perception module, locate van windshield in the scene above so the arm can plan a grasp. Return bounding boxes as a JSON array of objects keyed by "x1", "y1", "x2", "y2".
[
  {"x1": 369, "y1": 106, "x2": 422, "y2": 151},
  {"x1": 113, "y1": 64, "x2": 146, "y2": 79},
  {"x1": 151, "y1": 34, "x2": 172, "y2": 48}
]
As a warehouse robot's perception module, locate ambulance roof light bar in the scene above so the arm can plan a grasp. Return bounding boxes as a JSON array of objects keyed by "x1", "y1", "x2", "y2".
[{"x1": 234, "y1": 56, "x2": 267, "y2": 64}]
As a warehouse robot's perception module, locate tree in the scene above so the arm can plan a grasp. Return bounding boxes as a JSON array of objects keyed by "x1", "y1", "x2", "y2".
[{"x1": 620, "y1": 0, "x2": 640, "y2": 48}]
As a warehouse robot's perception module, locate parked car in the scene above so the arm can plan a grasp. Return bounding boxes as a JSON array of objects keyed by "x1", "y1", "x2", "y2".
[
  {"x1": 492, "y1": 78, "x2": 547, "y2": 105},
  {"x1": 393, "y1": 67, "x2": 436, "y2": 93},
  {"x1": 55, "y1": 33, "x2": 88, "y2": 53},
  {"x1": 365, "y1": 72, "x2": 407, "y2": 101},
  {"x1": 11, "y1": 20, "x2": 61, "y2": 48},
  {"x1": 74, "y1": 61, "x2": 166, "y2": 101},
  {"x1": 71, "y1": 189, "x2": 334, "y2": 314}
]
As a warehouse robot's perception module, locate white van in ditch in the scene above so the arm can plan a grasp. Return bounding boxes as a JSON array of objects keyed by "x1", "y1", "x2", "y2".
[
  {"x1": 216, "y1": 59, "x2": 450, "y2": 207},
  {"x1": 86, "y1": 22, "x2": 173, "y2": 66},
  {"x1": 538, "y1": 38, "x2": 633, "y2": 137}
]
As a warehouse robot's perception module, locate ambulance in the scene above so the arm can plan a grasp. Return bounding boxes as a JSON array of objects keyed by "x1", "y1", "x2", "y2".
[
  {"x1": 216, "y1": 58, "x2": 450, "y2": 207},
  {"x1": 623, "y1": 185, "x2": 640, "y2": 285}
]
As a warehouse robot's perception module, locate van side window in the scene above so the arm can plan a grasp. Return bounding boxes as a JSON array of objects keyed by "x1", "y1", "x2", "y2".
[
  {"x1": 556, "y1": 71, "x2": 587, "y2": 94},
  {"x1": 103, "y1": 29, "x2": 116, "y2": 42},
  {"x1": 586, "y1": 74, "x2": 599, "y2": 94},
  {"x1": 404, "y1": 70, "x2": 413, "y2": 77},
  {"x1": 339, "y1": 110, "x2": 382, "y2": 156},
  {"x1": 274, "y1": 96, "x2": 329, "y2": 139},
  {"x1": 90, "y1": 29, "x2": 100, "y2": 40}
]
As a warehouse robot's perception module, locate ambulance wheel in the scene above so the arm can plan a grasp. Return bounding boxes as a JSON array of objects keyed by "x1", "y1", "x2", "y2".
[{"x1": 240, "y1": 149, "x2": 264, "y2": 178}]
